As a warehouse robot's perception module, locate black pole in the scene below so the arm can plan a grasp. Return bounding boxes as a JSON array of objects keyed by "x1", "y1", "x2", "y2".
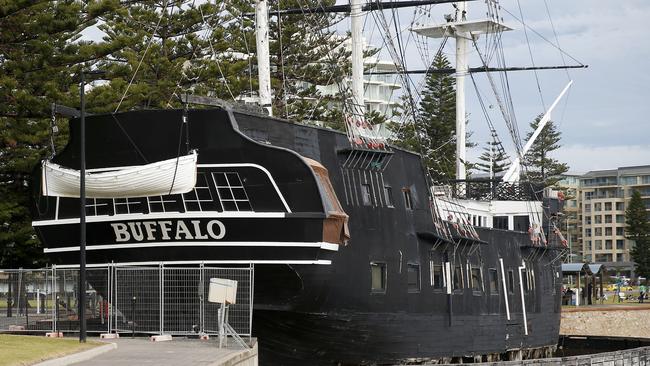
[{"x1": 79, "y1": 71, "x2": 87, "y2": 343}]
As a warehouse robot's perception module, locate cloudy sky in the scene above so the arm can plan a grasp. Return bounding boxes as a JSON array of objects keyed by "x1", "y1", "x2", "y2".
[{"x1": 357, "y1": 0, "x2": 650, "y2": 173}]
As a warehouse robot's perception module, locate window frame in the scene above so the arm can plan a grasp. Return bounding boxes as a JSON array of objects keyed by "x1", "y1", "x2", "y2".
[
  {"x1": 407, "y1": 263, "x2": 421, "y2": 293},
  {"x1": 370, "y1": 261, "x2": 387, "y2": 294}
]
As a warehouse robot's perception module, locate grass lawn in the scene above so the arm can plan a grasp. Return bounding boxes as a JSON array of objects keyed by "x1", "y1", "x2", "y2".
[{"x1": 0, "y1": 335, "x2": 102, "y2": 366}]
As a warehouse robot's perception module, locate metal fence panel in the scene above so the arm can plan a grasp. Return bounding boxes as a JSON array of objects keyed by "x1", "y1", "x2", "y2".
[
  {"x1": 1, "y1": 265, "x2": 253, "y2": 337},
  {"x1": 0, "y1": 269, "x2": 55, "y2": 332},
  {"x1": 113, "y1": 267, "x2": 161, "y2": 334}
]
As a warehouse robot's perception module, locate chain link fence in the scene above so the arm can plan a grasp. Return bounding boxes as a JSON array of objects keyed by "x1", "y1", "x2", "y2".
[{"x1": 0, "y1": 265, "x2": 253, "y2": 336}]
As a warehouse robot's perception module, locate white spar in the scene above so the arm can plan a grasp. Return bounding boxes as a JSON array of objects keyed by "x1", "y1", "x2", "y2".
[{"x1": 502, "y1": 80, "x2": 573, "y2": 183}]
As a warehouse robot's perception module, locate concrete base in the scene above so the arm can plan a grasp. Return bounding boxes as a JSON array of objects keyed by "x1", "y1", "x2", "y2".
[
  {"x1": 45, "y1": 332, "x2": 63, "y2": 338},
  {"x1": 150, "y1": 334, "x2": 173, "y2": 342},
  {"x1": 100, "y1": 333, "x2": 120, "y2": 339}
]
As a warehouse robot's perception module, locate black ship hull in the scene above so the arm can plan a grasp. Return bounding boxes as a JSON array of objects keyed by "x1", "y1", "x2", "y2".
[{"x1": 32, "y1": 107, "x2": 563, "y2": 364}]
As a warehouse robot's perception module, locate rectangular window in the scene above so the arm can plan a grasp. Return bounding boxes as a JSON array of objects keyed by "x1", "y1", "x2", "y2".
[
  {"x1": 605, "y1": 215, "x2": 613, "y2": 224},
  {"x1": 617, "y1": 239, "x2": 625, "y2": 249},
  {"x1": 403, "y1": 188, "x2": 413, "y2": 210},
  {"x1": 617, "y1": 253, "x2": 625, "y2": 262},
  {"x1": 370, "y1": 262, "x2": 387, "y2": 293},
  {"x1": 595, "y1": 240, "x2": 602, "y2": 250},
  {"x1": 453, "y1": 265, "x2": 464, "y2": 290},
  {"x1": 407, "y1": 264, "x2": 421, "y2": 293},
  {"x1": 605, "y1": 202, "x2": 612, "y2": 211},
  {"x1": 384, "y1": 186, "x2": 394, "y2": 207},
  {"x1": 595, "y1": 227, "x2": 603, "y2": 236},
  {"x1": 507, "y1": 270, "x2": 514, "y2": 294},
  {"x1": 616, "y1": 214, "x2": 626, "y2": 223},
  {"x1": 361, "y1": 183, "x2": 372, "y2": 206},
  {"x1": 522, "y1": 271, "x2": 529, "y2": 292},
  {"x1": 616, "y1": 202, "x2": 625, "y2": 211},
  {"x1": 493, "y1": 216, "x2": 508, "y2": 230},
  {"x1": 85, "y1": 198, "x2": 111, "y2": 216},
  {"x1": 586, "y1": 216, "x2": 592, "y2": 225},
  {"x1": 148, "y1": 195, "x2": 181, "y2": 213},
  {"x1": 594, "y1": 203, "x2": 602, "y2": 211},
  {"x1": 585, "y1": 228, "x2": 592, "y2": 237},
  {"x1": 183, "y1": 172, "x2": 215, "y2": 212},
  {"x1": 605, "y1": 240, "x2": 613, "y2": 249},
  {"x1": 585, "y1": 204, "x2": 591, "y2": 213},
  {"x1": 471, "y1": 266, "x2": 482, "y2": 292},
  {"x1": 114, "y1": 198, "x2": 142, "y2": 215},
  {"x1": 594, "y1": 215, "x2": 602, "y2": 224},
  {"x1": 616, "y1": 227, "x2": 624, "y2": 236},
  {"x1": 212, "y1": 172, "x2": 252, "y2": 212},
  {"x1": 513, "y1": 215, "x2": 530, "y2": 232},
  {"x1": 489, "y1": 268, "x2": 498, "y2": 294},
  {"x1": 605, "y1": 227, "x2": 612, "y2": 236}
]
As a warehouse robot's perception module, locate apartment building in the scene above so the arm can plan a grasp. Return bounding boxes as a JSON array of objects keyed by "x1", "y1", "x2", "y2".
[{"x1": 577, "y1": 166, "x2": 650, "y2": 276}]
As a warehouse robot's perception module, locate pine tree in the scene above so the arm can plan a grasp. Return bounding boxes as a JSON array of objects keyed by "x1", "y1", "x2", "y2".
[
  {"x1": 522, "y1": 115, "x2": 568, "y2": 186},
  {"x1": 474, "y1": 137, "x2": 510, "y2": 177},
  {"x1": 88, "y1": 1, "x2": 250, "y2": 111},
  {"x1": 0, "y1": 0, "x2": 122, "y2": 267},
  {"x1": 391, "y1": 53, "x2": 457, "y2": 182},
  {"x1": 627, "y1": 190, "x2": 650, "y2": 276}
]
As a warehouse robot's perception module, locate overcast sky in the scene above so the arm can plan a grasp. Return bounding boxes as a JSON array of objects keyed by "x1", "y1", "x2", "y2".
[{"x1": 356, "y1": 0, "x2": 650, "y2": 174}]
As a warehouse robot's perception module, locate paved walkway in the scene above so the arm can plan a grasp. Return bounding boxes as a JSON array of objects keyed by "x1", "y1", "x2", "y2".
[{"x1": 70, "y1": 337, "x2": 253, "y2": 366}]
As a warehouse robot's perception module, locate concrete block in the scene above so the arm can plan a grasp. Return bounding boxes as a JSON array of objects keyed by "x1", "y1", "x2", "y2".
[
  {"x1": 150, "y1": 334, "x2": 172, "y2": 342},
  {"x1": 199, "y1": 334, "x2": 210, "y2": 341},
  {"x1": 100, "y1": 333, "x2": 119, "y2": 339},
  {"x1": 45, "y1": 332, "x2": 63, "y2": 338}
]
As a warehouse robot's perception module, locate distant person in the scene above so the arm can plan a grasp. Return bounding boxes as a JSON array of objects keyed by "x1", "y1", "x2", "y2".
[
  {"x1": 640, "y1": 283, "x2": 646, "y2": 303},
  {"x1": 587, "y1": 282, "x2": 593, "y2": 305}
]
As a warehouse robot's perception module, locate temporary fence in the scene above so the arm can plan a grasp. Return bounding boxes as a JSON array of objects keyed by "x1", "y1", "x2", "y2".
[{"x1": 0, "y1": 264, "x2": 253, "y2": 336}]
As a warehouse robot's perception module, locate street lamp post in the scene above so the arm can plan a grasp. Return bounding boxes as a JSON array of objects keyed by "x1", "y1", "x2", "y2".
[{"x1": 79, "y1": 70, "x2": 104, "y2": 343}]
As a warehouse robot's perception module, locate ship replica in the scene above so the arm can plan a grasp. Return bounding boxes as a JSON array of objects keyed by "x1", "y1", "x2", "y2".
[{"x1": 31, "y1": 0, "x2": 579, "y2": 364}]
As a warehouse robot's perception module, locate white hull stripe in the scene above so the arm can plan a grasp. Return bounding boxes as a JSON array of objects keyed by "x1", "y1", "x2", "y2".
[
  {"x1": 32, "y1": 211, "x2": 289, "y2": 227},
  {"x1": 44, "y1": 241, "x2": 340, "y2": 253},
  {"x1": 53, "y1": 259, "x2": 332, "y2": 269}
]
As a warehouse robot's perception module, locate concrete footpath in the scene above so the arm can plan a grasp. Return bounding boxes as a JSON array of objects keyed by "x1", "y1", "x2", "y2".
[
  {"x1": 65, "y1": 337, "x2": 257, "y2": 366},
  {"x1": 561, "y1": 305, "x2": 650, "y2": 338}
]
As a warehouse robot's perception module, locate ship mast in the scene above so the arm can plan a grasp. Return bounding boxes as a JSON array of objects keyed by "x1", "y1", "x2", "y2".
[
  {"x1": 455, "y1": 2, "x2": 468, "y2": 181},
  {"x1": 256, "y1": 0, "x2": 273, "y2": 116},
  {"x1": 411, "y1": 5, "x2": 513, "y2": 182},
  {"x1": 350, "y1": 0, "x2": 366, "y2": 120}
]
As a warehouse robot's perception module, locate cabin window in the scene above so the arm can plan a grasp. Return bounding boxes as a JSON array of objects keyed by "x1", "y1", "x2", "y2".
[
  {"x1": 493, "y1": 216, "x2": 508, "y2": 230},
  {"x1": 148, "y1": 195, "x2": 182, "y2": 213},
  {"x1": 361, "y1": 183, "x2": 372, "y2": 206},
  {"x1": 384, "y1": 186, "x2": 394, "y2": 207},
  {"x1": 212, "y1": 172, "x2": 252, "y2": 212},
  {"x1": 85, "y1": 198, "x2": 111, "y2": 216},
  {"x1": 513, "y1": 215, "x2": 530, "y2": 232},
  {"x1": 183, "y1": 173, "x2": 215, "y2": 212},
  {"x1": 407, "y1": 263, "x2": 421, "y2": 293},
  {"x1": 470, "y1": 266, "x2": 483, "y2": 292},
  {"x1": 453, "y1": 265, "x2": 463, "y2": 290},
  {"x1": 402, "y1": 188, "x2": 413, "y2": 210},
  {"x1": 114, "y1": 198, "x2": 143, "y2": 215},
  {"x1": 489, "y1": 268, "x2": 499, "y2": 294},
  {"x1": 370, "y1": 262, "x2": 387, "y2": 293},
  {"x1": 507, "y1": 270, "x2": 515, "y2": 294}
]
